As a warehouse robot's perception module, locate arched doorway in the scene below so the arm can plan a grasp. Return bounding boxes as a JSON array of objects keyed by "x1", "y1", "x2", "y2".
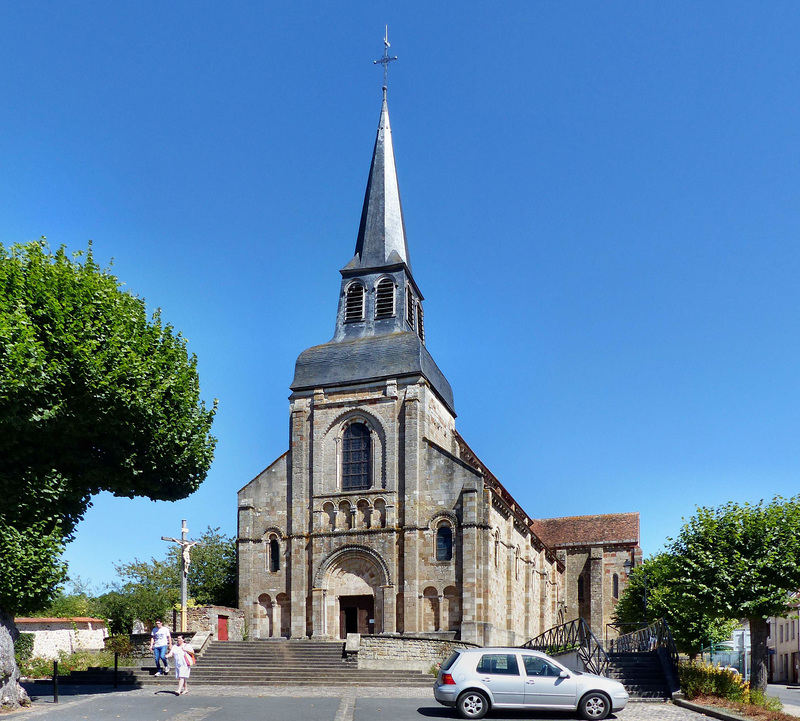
[{"x1": 314, "y1": 546, "x2": 391, "y2": 639}]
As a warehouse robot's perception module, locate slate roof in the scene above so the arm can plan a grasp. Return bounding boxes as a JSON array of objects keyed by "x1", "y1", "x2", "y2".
[
  {"x1": 348, "y1": 89, "x2": 411, "y2": 272},
  {"x1": 291, "y1": 331, "x2": 455, "y2": 415},
  {"x1": 530, "y1": 512, "x2": 640, "y2": 548}
]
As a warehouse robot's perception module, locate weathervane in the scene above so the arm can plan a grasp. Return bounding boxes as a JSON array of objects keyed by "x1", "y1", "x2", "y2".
[{"x1": 373, "y1": 25, "x2": 398, "y2": 89}]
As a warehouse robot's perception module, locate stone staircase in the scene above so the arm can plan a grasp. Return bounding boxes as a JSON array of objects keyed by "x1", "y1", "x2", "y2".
[
  {"x1": 60, "y1": 639, "x2": 436, "y2": 688},
  {"x1": 606, "y1": 651, "x2": 671, "y2": 701}
]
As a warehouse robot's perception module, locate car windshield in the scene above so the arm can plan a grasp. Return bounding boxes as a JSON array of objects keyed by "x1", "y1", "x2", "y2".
[{"x1": 440, "y1": 651, "x2": 460, "y2": 671}]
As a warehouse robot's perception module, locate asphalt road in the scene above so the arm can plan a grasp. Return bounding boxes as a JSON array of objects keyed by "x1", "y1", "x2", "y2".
[
  {"x1": 20, "y1": 684, "x2": 712, "y2": 721},
  {"x1": 767, "y1": 684, "x2": 800, "y2": 717}
]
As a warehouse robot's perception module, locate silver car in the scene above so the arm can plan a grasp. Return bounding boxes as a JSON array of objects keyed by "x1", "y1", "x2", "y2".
[{"x1": 433, "y1": 647, "x2": 629, "y2": 720}]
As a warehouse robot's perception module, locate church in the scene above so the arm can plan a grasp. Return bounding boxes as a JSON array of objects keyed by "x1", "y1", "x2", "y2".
[{"x1": 237, "y1": 85, "x2": 641, "y2": 646}]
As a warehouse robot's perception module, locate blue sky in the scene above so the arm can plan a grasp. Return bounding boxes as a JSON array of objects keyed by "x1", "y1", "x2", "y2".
[{"x1": 2, "y1": 2, "x2": 799, "y2": 592}]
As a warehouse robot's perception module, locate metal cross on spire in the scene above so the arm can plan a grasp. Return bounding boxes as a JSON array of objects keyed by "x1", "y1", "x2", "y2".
[{"x1": 373, "y1": 25, "x2": 398, "y2": 90}]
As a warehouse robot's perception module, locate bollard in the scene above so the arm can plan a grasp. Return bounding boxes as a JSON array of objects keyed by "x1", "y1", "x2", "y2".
[
  {"x1": 53, "y1": 660, "x2": 59, "y2": 703},
  {"x1": 114, "y1": 651, "x2": 118, "y2": 688}
]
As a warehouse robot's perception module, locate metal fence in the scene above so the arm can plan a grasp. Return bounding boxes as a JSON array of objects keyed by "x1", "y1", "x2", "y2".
[{"x1": 521, "y1": 617, "x2": 609, "y2": 677}]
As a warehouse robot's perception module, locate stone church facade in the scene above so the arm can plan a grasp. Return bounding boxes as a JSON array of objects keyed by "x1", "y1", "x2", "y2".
[{"x1": 237, "y1": 89, "x2": 640, "y2": 646}]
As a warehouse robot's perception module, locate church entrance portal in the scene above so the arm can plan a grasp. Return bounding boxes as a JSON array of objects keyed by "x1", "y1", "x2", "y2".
[{"x1": 339, "y1": 594, "x2": 374, "y2": 636}]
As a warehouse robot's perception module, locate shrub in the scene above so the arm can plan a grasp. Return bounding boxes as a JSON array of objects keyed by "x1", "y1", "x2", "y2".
[
  {"x1": 14, "y1": 633, "x2": 34, "y2": 666},
  {"x1": 679, "y1": 661, "x2": 749, "y2": 702},
  {"x1": 749, "y1": 687, "x2": 784, "y2": 711},
  {"x1": 104, "y1": 634, "x2": 133, "y2": 656}
]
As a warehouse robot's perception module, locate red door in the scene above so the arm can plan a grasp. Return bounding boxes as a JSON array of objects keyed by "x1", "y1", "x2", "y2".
[{"x1": 218, "y1": 615, "x2": 229, "y2": 641}]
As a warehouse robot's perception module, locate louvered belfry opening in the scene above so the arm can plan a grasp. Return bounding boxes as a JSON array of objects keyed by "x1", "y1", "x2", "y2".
[
  {"x1": 406, "y1": 288, "x2": 415, "y2": 328},
  {"x1": 342, "y1": 423, "x2": 371, "y2": 490},
  {"x1": 416, "y1": 303, "x2": 425, "y2": 343},
  {"x1": 345, "y1": 284, "x2": 365, "y2": 322},
  {"x1": 375, "y1": 278, "x2": 395, "y2": 319}
]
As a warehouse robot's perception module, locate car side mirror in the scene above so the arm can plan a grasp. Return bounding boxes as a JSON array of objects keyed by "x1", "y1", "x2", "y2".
[{"x1": 559, "y1": 670, "x2": 569, "y2": 678}]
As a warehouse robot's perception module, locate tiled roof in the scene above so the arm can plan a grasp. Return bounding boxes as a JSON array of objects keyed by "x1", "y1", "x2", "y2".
[
  {"x1": 530, "y1": 512, "x2": 640, "y2": 548},
  {"x1": 15, "y1": 617, "x2": 107, "y2": 624}
]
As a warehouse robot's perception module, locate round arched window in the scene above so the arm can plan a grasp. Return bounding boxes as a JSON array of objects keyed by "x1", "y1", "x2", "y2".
[
  {"x1": 436, "y1": 524, "x2": 453, "y2": 562},
  {"x1": 342, "y1": 423, "x2": 371, "y2": 490}
]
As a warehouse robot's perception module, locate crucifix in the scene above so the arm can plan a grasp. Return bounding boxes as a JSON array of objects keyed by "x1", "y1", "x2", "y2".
[
  {"x1": 373, "y1": 25, "x2": 398, "y2": 90},
  {"x1": 161, "y1": 519, "x2": 200, "y2": 632}
]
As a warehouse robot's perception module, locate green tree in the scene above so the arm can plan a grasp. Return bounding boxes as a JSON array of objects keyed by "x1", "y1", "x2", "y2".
[
  {"x1": 613, "y1": 554, "x2": 737, "y2": 658},
  {"x1": 0, "y1": 239, "x2": 216, "y2": 707},
  {"x1": 170, "y1": 526, "x2": 237, "y2": 608},
  {"x1": 668, "y1": 496, "x2": 800, "y2": 692},
  {"x1": 111, "y1": 556, "x2": 181, "y2": 629},
  {"x1": 101, "y1": 526, "x2": 237, "y2": 632}
]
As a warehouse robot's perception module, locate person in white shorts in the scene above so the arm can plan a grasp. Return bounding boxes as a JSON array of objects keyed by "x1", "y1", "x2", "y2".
[{"x1": 167, "y1": 635, "x2": 196, "y2": 695}]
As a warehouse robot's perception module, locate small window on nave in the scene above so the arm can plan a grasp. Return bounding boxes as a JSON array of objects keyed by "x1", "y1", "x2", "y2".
[
  {"x1": 342, "y1": 422, "x2": 371, "y2": 490},
  {"x1": 375, "y1": 278, "x2": 395, "y2": 319},
  {"x1": 436, "y1": 524, "x2": 453, "y2": 562},
  {"x1": 613, "y1": 573, "x2": 619, "y2": 599},
  {"x1": 268, "y1": 536, "x2": 280, "y2": 573},
  {"x1": 345, "y1": 284, "x2": 365, "y2": 322}
]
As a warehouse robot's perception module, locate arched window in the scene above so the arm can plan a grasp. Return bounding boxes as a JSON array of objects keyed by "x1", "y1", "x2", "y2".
[
  {"x1": 416, "y1": 303, "x2": 425, "y2": 343},
  {"x1": 268, "y1": 536, "x2": 280, "y2": 573},
  {"x1": 342, "y1": 423, "x2": 371, "y2": 490},
  {"x1": 345, "y1": 284, "x2": 365, "y2": 322},
  {"x1": 436, "y1": 524, "x2": 453, "y2": 562},
  {"x1": 613, "y1": 573, "x2": 619, "y2": 599},
  {"x1": 577, "y1": 575, "x2": 585, "y2": 602},
  {"x1": 406, "y1": 288, "x2": 415, "y2": 328},
  {"x1": 375, "y1": 279, "x2": 395, "y2": 319}
]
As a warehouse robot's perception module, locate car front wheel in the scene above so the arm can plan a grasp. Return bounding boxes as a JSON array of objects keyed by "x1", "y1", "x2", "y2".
[
  {"x1": 457, "y1": 690, "x2": 489, "y2": 719},
  {"x1": 579, "y1": 692, "x2": 611, "y2": 720}
]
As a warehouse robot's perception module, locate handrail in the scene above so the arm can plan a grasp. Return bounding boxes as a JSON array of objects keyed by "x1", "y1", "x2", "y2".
[
  {"x1": 611, "y1": 618, "x2": 679, "y2": 679},
  {"x1": 521, "y1": 617, "x2": 609, "y2": 677}
]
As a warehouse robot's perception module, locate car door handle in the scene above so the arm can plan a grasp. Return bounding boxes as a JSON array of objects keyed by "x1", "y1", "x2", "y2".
[
  {"x1": 526, "y1": 680, "x2": 536, "y2": 685},
  {"x1": 481, "y1": 677, "x2": 491, "y2": 683}
]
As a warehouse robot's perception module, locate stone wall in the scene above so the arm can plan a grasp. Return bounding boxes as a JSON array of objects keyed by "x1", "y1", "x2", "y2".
[
  {"x1": 354, "y1": 634, "x2": 479, "y2": 672},
  {"x1": 128, "y1": 632, "x2": 198, "y2": 660},
  {"x1": 179, "y1": 605, "x2": 245, "y2": 642},
  {"x1": 15, "y1": 618, "x2": 108, "y2": 660}
]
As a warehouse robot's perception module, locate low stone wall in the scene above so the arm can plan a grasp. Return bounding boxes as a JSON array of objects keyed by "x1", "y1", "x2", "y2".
[
  {"x1": 178, "y1": 605, "x2": 245, "y2": 642},
  {"x1": 354, "y1": 635, "x2": 479, "y2": 672},
  {"x1": 15, "y1": 618, "x2": 108, "y2": 660},
  {"x1": 128, "y1": 632, "x2": 197, "y2": 660}
]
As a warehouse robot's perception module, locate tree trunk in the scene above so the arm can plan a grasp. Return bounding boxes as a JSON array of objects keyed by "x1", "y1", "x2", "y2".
[
  {"x1": 0, "y1": 606, "x2": 29, "y2": 709},
  {"x1": 749, "y1": 616, "x2": 770, "y2": 693}
]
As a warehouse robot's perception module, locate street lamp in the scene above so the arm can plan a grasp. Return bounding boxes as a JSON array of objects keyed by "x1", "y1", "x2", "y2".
[{"x1": 623, "y1": 558, "x2": 648, "y2": 624}]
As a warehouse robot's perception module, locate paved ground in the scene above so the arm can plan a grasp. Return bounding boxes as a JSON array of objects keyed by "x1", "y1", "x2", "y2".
[
  {"x1": 19, "y1": 684, "x2": 708, "y2": 721},
  {"x1": 767, "y1": 684, "x2": 800, "y2": 717}
]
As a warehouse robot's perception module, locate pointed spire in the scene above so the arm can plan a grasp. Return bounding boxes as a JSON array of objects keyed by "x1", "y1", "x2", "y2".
[{"x1": 351, "y1": 91, "x2": 411, "y2": 271}]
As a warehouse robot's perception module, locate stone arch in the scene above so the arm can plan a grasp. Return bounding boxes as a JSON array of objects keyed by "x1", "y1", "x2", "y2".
[
  {"x1": 356, "y1": 499, "x2": 371, "y2": 529},
  {"x1": 322, "y1": 409, "x2": 388, "y2": 493},
  {"x1": 313, "y1": 545, "x2": 391, "y2": 588},
  {"x1": 428, "y1": 510, "x2": 458, "y2": 530},
  {"x1": 257, "y1": 593, "x2": 274, "y2": 638},
  {"x1": 337, "y1": 500, "x2": 352, "y2": 530},
  {"x1": 313, "y1": 545, "x2": 392, "y2": 639},
  {"x1": 321, "y1": 502, "x2": 335, "y2": 531},
  {"x1": 373, "y1": 497, "x2": 387, "y2": 528},
  {"x1": 423, "y1": 586, "x2": 440, "y2": 631},
  {"x1": 276, "y1": 593, "x2": 291, "y2": 637}
]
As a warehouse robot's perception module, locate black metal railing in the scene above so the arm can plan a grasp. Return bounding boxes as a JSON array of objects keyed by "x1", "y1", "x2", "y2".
[
  {"x1": 611, "y1": 618, "x2": 679, "y2": 677},
  {"x1": 521, "y1": 617, "x2": 609, "y2": 677}
]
